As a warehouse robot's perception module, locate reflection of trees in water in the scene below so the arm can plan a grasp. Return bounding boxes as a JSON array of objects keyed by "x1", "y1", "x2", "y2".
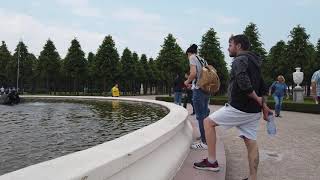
[
  {"x1": 89, "y1": 100, "x2": 168, "y2": 131},
  {"x1": 29, "y1": 99, "x2": 169, "y2": 135}
]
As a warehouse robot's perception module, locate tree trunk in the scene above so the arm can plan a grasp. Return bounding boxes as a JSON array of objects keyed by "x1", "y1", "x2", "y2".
[
  {"x1": 21, "y1": 77, "x2": 24, "y2": 95},
  {"x1": 46, "y1": 74, "x2": 49, "y2": 94},
  {"x1": 73, "y1": 78, "x2": 76, "y2": 95},
  {"x1": 103, "y1": 79, "x2": 106, "y2": 94},
  {"x1": 144, "y1": 81, "x2": 148, "y2": 95},
  {"x1": 54, "y1": 81, "x2": 56, "y2": 95},
  {"x1": 306, "y1": 83, "x2": 310, "y2": 96}
]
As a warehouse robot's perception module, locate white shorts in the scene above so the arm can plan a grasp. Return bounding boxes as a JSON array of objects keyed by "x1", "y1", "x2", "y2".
[{"x1": 208, "y1": 104, "x2": 261, "y2": 140}]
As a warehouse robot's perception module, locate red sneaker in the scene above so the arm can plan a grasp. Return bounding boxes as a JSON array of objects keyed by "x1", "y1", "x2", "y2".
[{"x1": 193, "y1": 158, "x2": 220, "y2": 171}]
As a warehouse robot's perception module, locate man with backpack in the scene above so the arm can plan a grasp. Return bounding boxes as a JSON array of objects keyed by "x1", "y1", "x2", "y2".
[
  {"x1": 184, "y1": 44, "x2": 211, "y2": 150},
  {"x1": 193, "y1": 35, "x2": 272, "y2": 180}
]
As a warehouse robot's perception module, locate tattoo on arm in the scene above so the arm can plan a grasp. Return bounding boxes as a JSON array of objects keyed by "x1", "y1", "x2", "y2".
[{"x1": 254, "y1": 153, "x2": 259, "y2": 172}]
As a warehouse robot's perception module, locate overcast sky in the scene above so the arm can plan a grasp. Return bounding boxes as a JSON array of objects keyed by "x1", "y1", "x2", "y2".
[{"x1": 1, "y1": 0, "x2": 319, "y2": 66}]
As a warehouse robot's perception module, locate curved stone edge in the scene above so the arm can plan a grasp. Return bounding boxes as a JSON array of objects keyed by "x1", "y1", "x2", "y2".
[
  {"x1": 173, "y1": 114, "x2": 226, "y2": 180},
  {"x1": 0, "y1": 96, "x2": 192, "y2": 180}
]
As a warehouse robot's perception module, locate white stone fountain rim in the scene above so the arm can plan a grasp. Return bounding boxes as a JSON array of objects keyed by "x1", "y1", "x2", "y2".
[{"x1": 1, "y1": 95, "x2": 189, "y2": 180}]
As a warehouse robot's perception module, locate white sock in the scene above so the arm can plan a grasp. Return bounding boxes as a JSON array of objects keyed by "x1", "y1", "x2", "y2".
[{"x1": 208, "y1": 157, "x2": 216, "y2": 164}]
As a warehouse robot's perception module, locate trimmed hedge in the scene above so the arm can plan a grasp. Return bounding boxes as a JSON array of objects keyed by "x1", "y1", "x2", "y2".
[{"x1": 155, "y1": 96, "x2": 320, "y2": 114}]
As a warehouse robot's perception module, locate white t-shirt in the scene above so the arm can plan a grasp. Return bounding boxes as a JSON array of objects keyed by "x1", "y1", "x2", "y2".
[{"x1": 189, "y1": 54, "x2": 207, "y2": 89}]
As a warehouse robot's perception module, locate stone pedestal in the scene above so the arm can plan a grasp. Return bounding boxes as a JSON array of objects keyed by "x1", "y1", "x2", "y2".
[{"x1": 293, "y1": 87, "x2": 304, "y2": 103}]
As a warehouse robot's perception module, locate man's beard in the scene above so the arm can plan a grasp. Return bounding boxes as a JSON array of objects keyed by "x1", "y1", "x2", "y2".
[{"x1": 229, "y1": 53, "x2": 236, "y2": 57}]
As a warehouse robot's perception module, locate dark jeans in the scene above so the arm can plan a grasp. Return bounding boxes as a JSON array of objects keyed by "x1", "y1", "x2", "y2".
[
  {"x1": 174, "y1": 92, "x2": 182, "y2": 105},
  {"x1": 273, "y1": 95, "x2": 284, "y2": 115},
  {"x1": 193, "y1": 89, "x2": 209, "y2": 143}
]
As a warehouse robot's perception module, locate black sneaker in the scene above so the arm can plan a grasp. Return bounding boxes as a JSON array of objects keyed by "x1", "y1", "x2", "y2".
[{"x1": 193, "y1": 158, "x2": 220, "y2": 171}]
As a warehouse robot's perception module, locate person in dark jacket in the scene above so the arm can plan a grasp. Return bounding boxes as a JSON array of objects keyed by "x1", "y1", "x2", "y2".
[
  {"x1": 173, "y1": 74, "x2": 184, "y2": 105},
  {"x1": 193, "y1": 34, "x2": 272, "y2": 180},
  {"x1": 183, "y1": 73, "x2": 195, "y2": 115}
]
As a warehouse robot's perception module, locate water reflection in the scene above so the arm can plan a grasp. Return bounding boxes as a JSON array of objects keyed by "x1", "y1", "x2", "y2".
[{"x1": 0, "y1": 99, "x2": 168, "y2": 175}]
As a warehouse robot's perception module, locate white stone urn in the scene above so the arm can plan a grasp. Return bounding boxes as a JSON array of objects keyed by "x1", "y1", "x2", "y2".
[{"x1": 293, "y1": 67, "x2": 304, "y2": 88}]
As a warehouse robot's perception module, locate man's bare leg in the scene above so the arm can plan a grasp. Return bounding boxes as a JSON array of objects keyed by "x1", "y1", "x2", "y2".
[
  {"x1": 244, "y1": 137, "x2": 259, "y2": 180},
  {"x1": 193, "y1": 117, "x2": 219, "y2": 172},
  {"x1": 204, "y1": 118, "x2": 218, "y2": 161}
]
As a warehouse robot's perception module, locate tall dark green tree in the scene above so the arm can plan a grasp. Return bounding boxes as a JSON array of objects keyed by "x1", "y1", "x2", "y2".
[
  {"x1": 199, "y1": 28, "x2": 229, "y2": 94},
  {"x1": 139, "y1": 54, "x2": 148, "y2": 94},
  {"x1": 63, "y1": 38, "x2": 87, "y2": 94},
  {"x1": 9, "y1": 41, "x2": 34, "y2": 92},
  {"x1": 157, "y1": 34, "x2": 186, "y2": 94},
  {"x1": 133, "y1": 52, "x2": 146, "y2": 94},
  {"x1": 28, "y1": 53, "x2": 39, "y2": 93},
  {"x1": 243, "y1": 23, "x2": 267, "y2": 58},
  {"x1": 120, "y1": 48, "x2": 135, "y2": 94},
  {"x1": 286, "y1": 25, "x2": 315, "y2": 90},
  {"x1": 265, "y1": 40, "x2": 288, "y2": 85},
  {"x1": 155, "y1": 57, "x2": 165, "y2": 94},
  {"x1": 304, "y1": 44, "x2": 316, "y2": 96},
  {"x1": 314, "y1": 39, "x2": 320, "y2": 71},
  {"x1": 147, "y1": 58, "x2": 160, "y2": 94},
  {"x1": 95, "y1": 35, "x2": 120, "y2": 92},
  {"x1": 244, "y1": 23, "x2": 268, "y2": 85},
  {"x1": 38, "y1": 39, "x2": 61, "y2": 93},
  {"x1": 87, "y1": 52, "x2": 96, "y2": 93},
  {"x1": 132, "y1": 52, "x2": 139, "y2": 79},
  {"x1": 0, "y1": 41, "x2": 11, "y2": 86}
]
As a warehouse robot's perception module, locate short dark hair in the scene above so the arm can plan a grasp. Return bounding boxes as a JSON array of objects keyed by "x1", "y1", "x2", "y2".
[
  {"x1": 186, "y1": 44, "x2": 198, "y2": 54},
  {"x1": 229, "y1": 34, "x2": 251, "y2": 50}
]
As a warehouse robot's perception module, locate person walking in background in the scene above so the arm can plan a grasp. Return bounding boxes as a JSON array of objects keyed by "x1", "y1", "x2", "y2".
[
  {"x1": 311, "y1": 69, "x2": 320, "y2": 104},
  {"x1": 111, "y1": 83, "x2": 120, "y2": 97},
  {"x1": 173, "y1": 74, "x2": 184, "y2": 105},
  {"x1": 0, "y1": 86, "x2": 4, "y2": 95},
  {"x1": 269, "y1": 75, "x2": 289, "y2": 117},
  {"x1": 184, "y1": 44, "x2": 209, "y2": 150},
  {"x1": 183, "y1": 73, "x2": 195, "y2": 114}
]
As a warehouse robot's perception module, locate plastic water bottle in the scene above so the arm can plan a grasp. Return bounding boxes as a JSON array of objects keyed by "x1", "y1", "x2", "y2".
[{"x1": 266, "y1": 112, "x2": 276, "y2": 136}]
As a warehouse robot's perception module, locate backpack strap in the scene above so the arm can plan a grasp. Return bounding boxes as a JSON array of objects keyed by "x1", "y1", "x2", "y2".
[
  {"x1": 195, "y1": 55, "x2": 207, "y2": 67},
  {"x1": 194, "y1": 55, "x2": 207, "y2": 85}
]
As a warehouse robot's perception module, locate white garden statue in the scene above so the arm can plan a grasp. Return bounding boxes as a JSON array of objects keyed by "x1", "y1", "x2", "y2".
[
  {"x1": 293, "y1": 67, "x2": 304, "y2": 88},
  {"x1": 292, "y1": 67, "x2": 304, "y2": 103}
]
